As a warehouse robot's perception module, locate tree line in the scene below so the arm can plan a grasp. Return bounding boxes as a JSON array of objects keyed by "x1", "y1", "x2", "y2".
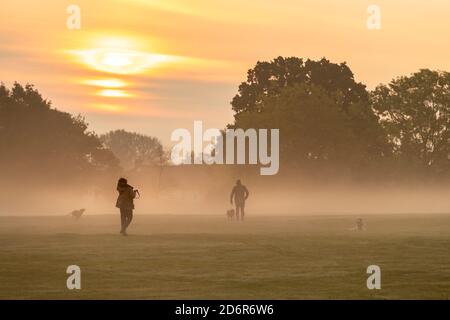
[
  {"x1": 230, "y1": 57, "x2": 449, "y2": 180},
  {"x1": 0, "y1": 56, "x2": 448, "y2": 188},
  {"x1": 0, "y1": 83, "x2": 164, "y2": 188}
]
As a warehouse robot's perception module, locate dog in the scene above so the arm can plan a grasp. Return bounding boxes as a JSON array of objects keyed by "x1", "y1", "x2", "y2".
[
  {"x1": 70, "y1": 209, "x2": 86, "y2": 219},
  {"x1": 349, "y1": 218, "x2": 365, "y2": 231},
  {"x1": 226, "y1": 209, "x2": 235, "y2": 220}
]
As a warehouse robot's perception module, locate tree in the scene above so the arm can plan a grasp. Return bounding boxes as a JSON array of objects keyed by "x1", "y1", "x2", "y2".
[
  {"x1": 0, "y1": 82, "x2": 119, "y2": 183},
  {"x1": 231, "y1": 56, "x2": 368, "y2": 115},
  {"x1": 371, "y1": 69, "x2": 450, "y2": 174},
  {"x1": 235, "y1": 84, "x2": 375, "y2": 170},
  {"x1": 230, "y1": 57, "x2": 388, "y2": 171},
  {"x1": 100, "y1": 130, "x2": 165, "y2": 170}
]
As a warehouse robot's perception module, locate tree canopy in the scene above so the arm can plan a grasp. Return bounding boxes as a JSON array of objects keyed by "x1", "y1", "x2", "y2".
[
  {"x1": 0, "y1": 82, "x2": 119, "y2": 183},
  {"x1": 229, "y1": 57, "x2": 449, "y2": 179},
  {"x1": 371, "y1": 69, "x2": 450, "y2": 174},
  {"x1": 100, "y1": 129, "x2": 165, "y2": 170},
  {"x1": 230, "y1": 57, "x2": 389, "y2": 172},
  {"x1": 231, "y1": 56, "x2": 369, "y2": 115}
]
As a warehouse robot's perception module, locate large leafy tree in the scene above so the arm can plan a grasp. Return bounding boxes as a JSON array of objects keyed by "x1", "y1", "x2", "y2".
[
  {"x1": 230, "y1": 57, "x2": 388, "y2": 169},
  {"x1": 235, "y1": 84, "x2": 377, "y2": 169},
  {"x1": 100, "y1": 130, "x2": 165, "y2": 170},
  {"x1": 371, "y1": 69, "x2": 450, "y2": 174},
  {"x1": 0, "y1": 82, "x2": 119, "y2": 182},
  {"x1": 231, "y1": 56, "x2": 369, "y2": 115}
]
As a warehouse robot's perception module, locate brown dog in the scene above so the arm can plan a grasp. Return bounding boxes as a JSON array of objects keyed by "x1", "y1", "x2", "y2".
[
  {"x1": 226, "y1": 209, "x2": 235, "y2": 220},
  {"x1": 70, "y1": 209, "x2": 86, "y2": 219}
]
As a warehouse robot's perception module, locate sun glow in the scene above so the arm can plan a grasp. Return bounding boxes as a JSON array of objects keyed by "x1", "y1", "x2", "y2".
[
  {"x1": 67, "y1": 35, "x2": 202, "y2": 113},
  {"x1": 98, "y1": 89, "x2": 133, "y2": 97},
  {"x1": 71, "y1": 36, "x2": 176, "y2": 75},
  {"x1": 76, "y1": 48, "x2": 173, "y2": 74}
]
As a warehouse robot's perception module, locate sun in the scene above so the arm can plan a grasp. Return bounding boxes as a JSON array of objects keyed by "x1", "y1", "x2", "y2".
[
  {"x1": 76, "y1": 48, "x2": 173, "y2": 74},
  {"x1": 101, "y1": 51, "x2": 133, "y2": 68},
  {"x1": 71, "y1": 37, "x2": 175, "y2": 75},
  {"x1": 69, "y1": 36, "x2": 180, "y2": 110}
]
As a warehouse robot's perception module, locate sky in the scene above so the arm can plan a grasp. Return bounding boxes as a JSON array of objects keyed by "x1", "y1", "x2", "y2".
[{"x1": 1, "y1": 0, "x2": 450, "y2": 145}]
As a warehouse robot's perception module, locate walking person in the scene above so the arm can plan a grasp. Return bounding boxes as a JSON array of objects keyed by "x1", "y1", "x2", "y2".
[
  {"x1": 116, "y1": 178, "x2": 138, "y2": 236},
  {"x1": 230, "y1": 179, "x2": 249, "y2": 221}
]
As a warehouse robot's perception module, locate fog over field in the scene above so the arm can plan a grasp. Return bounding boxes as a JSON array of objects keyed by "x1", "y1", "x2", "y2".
[{"x1": 1, "y1": 170, "x2": 449, "y2": 216}]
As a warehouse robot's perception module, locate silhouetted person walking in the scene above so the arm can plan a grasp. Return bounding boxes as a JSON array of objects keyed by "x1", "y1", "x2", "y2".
[
  {"x1": 230, "y1": 179, "x2": 249, "y2": 221},
  {"x1": 116, "y1": 178, "x2": 137, "y2": 236}
]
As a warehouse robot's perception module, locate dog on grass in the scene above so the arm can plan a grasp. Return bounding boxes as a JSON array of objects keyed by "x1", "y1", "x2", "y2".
[
  {"x1": 70, "y1": 209, "x2": 86, "y2": 219},
  {"x1": 349, "y1": 218, "x2": 365, "y2": 231},
  {"x1": 226, "y1": 209, "x2": 235, "y2": 220}
]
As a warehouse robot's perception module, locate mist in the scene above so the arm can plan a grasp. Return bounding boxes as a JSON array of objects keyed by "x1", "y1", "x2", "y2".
[{"x1": 2, "y1": 164, "x2": 449, "y2": 216}]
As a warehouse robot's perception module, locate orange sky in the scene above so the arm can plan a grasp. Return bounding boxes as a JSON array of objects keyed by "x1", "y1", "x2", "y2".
[{"x1": 1, "y1": 0, "x2": 450, "y2": 145}]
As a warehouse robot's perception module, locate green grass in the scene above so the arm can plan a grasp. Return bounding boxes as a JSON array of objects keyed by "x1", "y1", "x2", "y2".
[{"x1": 0, "y1": 214, "x2": 449, "y2": 299}]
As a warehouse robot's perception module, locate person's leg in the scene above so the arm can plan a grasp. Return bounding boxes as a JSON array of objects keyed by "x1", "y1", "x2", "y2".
[
  {"x1": 126, "y1": 210, "x2": 133, "y2": 229},
  {"x1": 235, "y1": 205, "x2": 240, "y2": 221},
  {"x1": 240, "y1": 204, "x2": 245, "y2": 221},
  {"x1": 120, "y1": 209, "x2": 127, "y2": 233},
  {"x1": 236, "y1": 204, "x2": 244, "y2": 221}
]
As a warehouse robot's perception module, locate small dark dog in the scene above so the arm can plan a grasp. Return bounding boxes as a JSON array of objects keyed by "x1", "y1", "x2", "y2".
[
  {"x1": 356, "y1": 218, "x2": 365, "y2": 231},
  {"x1": 226, "y1": 209, "x2": 235, "y2": 220},
  {"x1": 70, "y1": 209, "x2": 86, "y2": 219}
]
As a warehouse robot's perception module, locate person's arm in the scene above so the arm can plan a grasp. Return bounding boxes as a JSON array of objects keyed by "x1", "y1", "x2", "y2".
[
  {"x1": 128, "y1": 187, "x2": 136, "y2": 199},
  {"x1": 244, "y1": 186, "x2": 249, "y2": 200},
  {"x1": 230, "y1": 187, "x2": 235, "y2": 205}
]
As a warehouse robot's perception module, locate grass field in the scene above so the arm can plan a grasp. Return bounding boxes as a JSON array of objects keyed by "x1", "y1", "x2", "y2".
[{"x1": 0, "y1": 214, "x2": 449, "y2": 299}]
